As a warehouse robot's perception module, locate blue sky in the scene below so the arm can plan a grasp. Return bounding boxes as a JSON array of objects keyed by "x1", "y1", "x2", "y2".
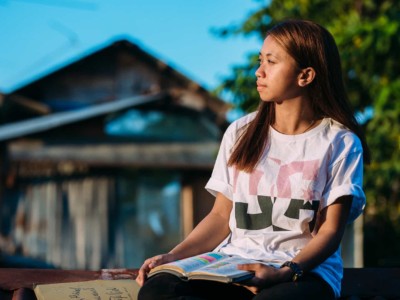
[{"x1": 0, "y1": 0, "x2": 262, "y2": 97}]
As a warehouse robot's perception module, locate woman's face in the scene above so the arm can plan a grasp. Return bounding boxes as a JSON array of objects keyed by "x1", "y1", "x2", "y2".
[{"x1": 255, "y1": 35, "x2": 304, "y2": 103}]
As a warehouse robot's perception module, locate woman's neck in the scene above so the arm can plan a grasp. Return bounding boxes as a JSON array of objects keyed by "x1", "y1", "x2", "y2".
[{"x1": 272, "y1": 100, "x2": 318, "y2": 135}]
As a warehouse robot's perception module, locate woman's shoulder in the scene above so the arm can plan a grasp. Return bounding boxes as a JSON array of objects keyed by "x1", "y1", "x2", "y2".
[
  {"x1": 226, "y1": 111, "x2": 257, "y2": 134},
  {"x1": 324, "y1": 118, "x2": 363, "y2": 156},
  {"x1": 326, "y1": 118, "x2": 361, "y2": 140}
]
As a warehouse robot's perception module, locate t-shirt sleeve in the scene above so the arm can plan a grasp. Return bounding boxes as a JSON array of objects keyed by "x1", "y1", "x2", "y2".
[
  {"x1": 321, "y1": 136, "x2": 365, "y2": 223},
  {"x1": 205, "y1": 126, "x2": 235, "y2": 201}
]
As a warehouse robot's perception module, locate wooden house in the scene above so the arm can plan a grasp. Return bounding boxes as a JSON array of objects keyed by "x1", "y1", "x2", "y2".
[{"x1": 0, "y1": 38, "x2": 230, "y2": 270}]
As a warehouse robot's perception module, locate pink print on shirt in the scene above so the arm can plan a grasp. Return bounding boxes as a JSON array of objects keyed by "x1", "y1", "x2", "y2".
[{"x1": 271, "y1": 158, "x2": 320, "y2": 200}]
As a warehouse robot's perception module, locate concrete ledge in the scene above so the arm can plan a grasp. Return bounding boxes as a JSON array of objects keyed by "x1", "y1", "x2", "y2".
[{"x1": 0, "y1": 268, "x2": 398, "y2": 299}]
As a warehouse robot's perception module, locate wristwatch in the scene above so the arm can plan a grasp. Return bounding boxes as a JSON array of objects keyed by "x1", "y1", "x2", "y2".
[{"x1": 280, "y1": 261, "x2": 303, "y2": 281}]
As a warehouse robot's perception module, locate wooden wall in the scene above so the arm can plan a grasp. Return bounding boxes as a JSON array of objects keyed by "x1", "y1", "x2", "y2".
[{"x1": 10, "y1": 177, "x2": 114, "y2": 269}]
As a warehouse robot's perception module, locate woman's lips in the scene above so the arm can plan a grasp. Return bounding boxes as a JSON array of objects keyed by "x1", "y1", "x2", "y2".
[{"x1": 257, "y1": 83, "x2": 266, "y2": 91}]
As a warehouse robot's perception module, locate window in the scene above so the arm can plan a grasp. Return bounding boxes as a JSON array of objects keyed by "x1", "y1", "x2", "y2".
[{"x1": 105, "y1": 109, "x2": 220, "y2": 142}]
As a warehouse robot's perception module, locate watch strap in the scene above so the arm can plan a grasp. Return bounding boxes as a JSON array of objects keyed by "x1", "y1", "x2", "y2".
[{"x1": 280, "y1": 261, "x2": 303, "y2": 281}]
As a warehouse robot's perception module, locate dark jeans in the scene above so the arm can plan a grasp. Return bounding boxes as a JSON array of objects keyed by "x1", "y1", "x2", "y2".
[{"x1": 138, "y1": 273, "x2": 335, "y2": 300}]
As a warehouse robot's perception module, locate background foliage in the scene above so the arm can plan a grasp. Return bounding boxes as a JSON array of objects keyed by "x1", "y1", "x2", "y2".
[{"x1": 214, "y1": 0, "x2": 400, "y2": 267}]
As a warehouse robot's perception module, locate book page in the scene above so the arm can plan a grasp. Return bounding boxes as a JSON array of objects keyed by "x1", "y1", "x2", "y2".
[
  {"x1": 189, "y1": 256, "x2": 256, "y2": 279},
  {"x1": 33, "y1": 279, "x2": 139, "y2": 300},
  {"x1": 149, "y1": 252, "x2": 229, "y2": 276}
]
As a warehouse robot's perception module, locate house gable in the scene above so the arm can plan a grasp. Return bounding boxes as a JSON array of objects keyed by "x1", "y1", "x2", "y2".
[{"x1": 2, "y1": 39, "x2": 228, "y2": 126}]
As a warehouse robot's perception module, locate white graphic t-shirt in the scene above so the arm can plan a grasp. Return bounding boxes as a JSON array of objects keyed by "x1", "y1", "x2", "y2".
[{"x1": 205, "y1": 112, "x2": 365, "y2": 298}]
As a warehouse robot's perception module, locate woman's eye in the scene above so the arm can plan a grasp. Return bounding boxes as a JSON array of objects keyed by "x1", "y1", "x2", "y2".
[{"x1": 258, "y1": 58, "x2": 275, "y2": 65}]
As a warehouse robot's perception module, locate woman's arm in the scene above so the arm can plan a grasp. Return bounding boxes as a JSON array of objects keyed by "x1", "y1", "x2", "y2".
[
  {"x1": 169, "y1": 192, "x2": 232, "y2": 259},
  {"x1": 290, "y1": 195, "x2": 352, "y2": 272},
  {"x1": 238, "y1": 195, "x2": 352, "y2": 291},
  {"x1": 136, "y1": 192, "x2": 232, "y2": 286}
]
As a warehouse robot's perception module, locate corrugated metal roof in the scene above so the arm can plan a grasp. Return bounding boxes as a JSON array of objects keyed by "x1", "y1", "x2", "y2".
[
  {"x1": 0, "y1": 92, "x2": 164, "y2": 142},
  {"x1": 9, "y1": 141, "x2": 220, "y2": 169},
  {"x1": 1, "y1": 37, "x2": 203, "y2": 95}
]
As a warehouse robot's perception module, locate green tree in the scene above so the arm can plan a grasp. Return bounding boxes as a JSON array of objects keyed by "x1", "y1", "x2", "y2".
[{"x1": 215, "y1": 0, "x2": 400, "y2": 267}]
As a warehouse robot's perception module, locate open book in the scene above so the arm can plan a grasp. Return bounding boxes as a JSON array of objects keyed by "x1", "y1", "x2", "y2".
[
  {"x1": 148, "y1": 252, "x2": 275, "y2": 283},
  {"x1": 33, "y1": 279, "x2": 139, "y2": 300}
]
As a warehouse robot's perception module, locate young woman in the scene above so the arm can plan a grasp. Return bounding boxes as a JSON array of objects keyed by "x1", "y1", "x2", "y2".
[{"x1": 136, "y1": 19, "x2": 369, "y2": 300}]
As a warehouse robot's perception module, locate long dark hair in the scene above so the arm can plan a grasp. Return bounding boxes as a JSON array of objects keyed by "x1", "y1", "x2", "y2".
[{"x1": 228, "y1": 19, "x2": 370, "y2": 172}]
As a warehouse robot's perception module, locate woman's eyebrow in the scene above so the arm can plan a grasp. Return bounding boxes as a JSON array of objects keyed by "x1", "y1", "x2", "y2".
[{"x1": 259, "y1": 52, "x2": 278, "y2": 58}]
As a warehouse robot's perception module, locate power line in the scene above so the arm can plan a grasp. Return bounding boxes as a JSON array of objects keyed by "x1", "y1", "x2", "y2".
[
  {"x1": 5, "y1": 19, "x2": 81, "y2": 86},
  {"x1": 49, "y1": 20, "x2": 80, "y2": 46}
]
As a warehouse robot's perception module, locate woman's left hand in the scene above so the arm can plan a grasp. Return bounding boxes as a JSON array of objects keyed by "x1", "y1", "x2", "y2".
[{"x1": 237, "y1": 263, "x2": 292, "y2": 294}]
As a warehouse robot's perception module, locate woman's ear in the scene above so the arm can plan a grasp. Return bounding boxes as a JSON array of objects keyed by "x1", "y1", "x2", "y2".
[{"x1": 298, "y1": 67, "x2": 316, "y2": 87}]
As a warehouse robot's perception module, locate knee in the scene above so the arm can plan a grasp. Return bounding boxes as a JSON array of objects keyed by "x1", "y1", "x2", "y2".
[
  {"x1": 138, "y1": 274, "x2": 180, "y2": 300},
  {"x1": 137, "y1": 281, "x2": 156, "y2": 300}
]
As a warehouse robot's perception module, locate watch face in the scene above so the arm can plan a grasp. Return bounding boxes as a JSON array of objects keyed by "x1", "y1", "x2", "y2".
[
  {"x1": 281, "y1": 261, "x2": 303, "y2": 281},
  {"x1": 293, "y1": 272, "x2": 301, "y2": 282}
]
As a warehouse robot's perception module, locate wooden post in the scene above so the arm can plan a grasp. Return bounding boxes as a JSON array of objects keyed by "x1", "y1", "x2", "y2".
[
  {"x1": 0, "y1": 142, "x2": 7, "y2": 226},
  {"x1": 181, "y1": 185, "x2": 193, "y2": 238},
  {"x1": 342, "y1": 215, "x2": 364, "y2": 267}
]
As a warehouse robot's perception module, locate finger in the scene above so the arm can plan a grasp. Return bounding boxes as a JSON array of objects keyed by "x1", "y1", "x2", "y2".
[
  {"x1": 135, "y1": 275, "x2": 143, "y2": 286},
  {"x1": 241, "y1": 284, "x2": 258, "y2": 294},
  {"x1": 148, "y1": 260, "x2": 157, "y2": 268},
  {"x1": 148, "y1": 257, "x2": 162, "y2": 268},
  {"x1": 136, "y1": 261, "x2": 153, "y2": 286},
  {"x1": 237, "y1": 263, "x2": 260, "y2": 271},
  {"x1": 136, "y1": 271, "x2": 145, "y2": 286}
]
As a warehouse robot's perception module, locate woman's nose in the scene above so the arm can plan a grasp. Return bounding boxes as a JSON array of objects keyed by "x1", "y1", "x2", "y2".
[{"x1": 255, "y1": 65, "x2": 264, "y2": 78}]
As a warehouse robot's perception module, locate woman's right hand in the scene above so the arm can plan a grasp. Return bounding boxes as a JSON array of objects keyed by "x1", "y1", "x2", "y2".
[
  {"x1": 136, "y1": 192, "x2": 232, "y2": 286},
  {"x1": 135, "y1": 253, "x2": 176, "y2": 286}
]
